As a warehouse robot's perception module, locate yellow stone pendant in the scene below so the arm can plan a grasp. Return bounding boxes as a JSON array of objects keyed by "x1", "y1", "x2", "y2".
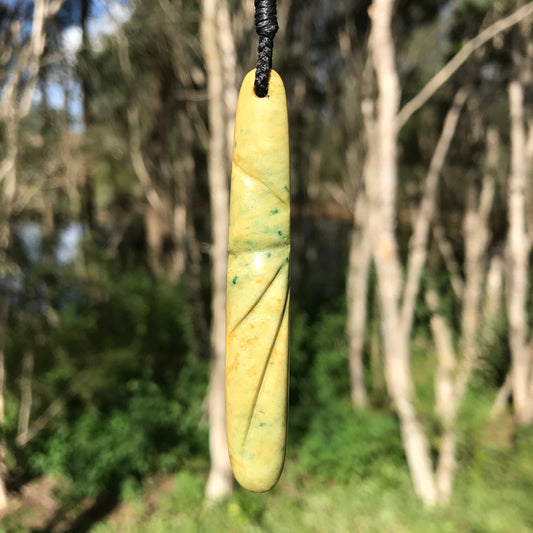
[{"x1": 225, "y1": 69, "x2": 290, "y2": 492}]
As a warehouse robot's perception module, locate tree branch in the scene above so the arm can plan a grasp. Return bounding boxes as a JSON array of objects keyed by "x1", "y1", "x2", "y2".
[
  {"x1": 19, "y1": 375, "x2": 85, "y2": 446},
  {"x1": 396, "y1": 1, "x2": 533, "y2": 130},
  {"x1": 489, "y1": 373, "x2": 512, "y2": 420},
  {"x1": 401, "y1": 89, "x2": 467, "y2": 335},
  {"x1": 114, "y1": 29, "x2": 164, "y2": 213},
  {"x1": 432, "y1": 221, "x2": 464, "y2": 300}
]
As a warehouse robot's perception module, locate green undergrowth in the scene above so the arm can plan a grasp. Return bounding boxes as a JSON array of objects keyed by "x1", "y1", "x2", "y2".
[
  {"x1": 5, "y1": 303, "x2": 532, "y2": 533},
  {"x1": 85, "y1": 423, "x2": 533, "y2": 533}
]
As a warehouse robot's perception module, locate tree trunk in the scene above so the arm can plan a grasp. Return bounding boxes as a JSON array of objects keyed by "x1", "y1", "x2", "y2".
[
  {"x1": 368, "y1": 304, "x2": 386, "y2": 402},
  {"x1": 346, "y1": 193, "x2": 371, "y2": 408},
  {"x1": 490, "y1": 373, "x2": 512, "y2": 420},
  {"x1": 401, "y1": 89, "x2": 467, "y2": 335},
  {"x1": 201, "y1": 0, "x2": 234, "y2": 500},
  {"x1": 425, "y1": 288, "x2": 456, "y2": 504},
  {"x1": 17, "y1": 349, "x2": 34, "y2": 447},
  {"x1": 363, "y1": 0, "x2": 533, "y2": 506},
  {"x1": 430, "y1": 117, "x2": 496, "y2": 502},
  {"x1": 179, "y1": 107, "x2": 209, "y2": 344},
  {"x1": 0, "y1": 0, "x2": 66, "y2": 511},
  {"x1": 0, "y1": 90, "x2": 18, "y2": 519},
  {"x1": 368, "y1": 0, "x2": 437, "y2": 506},
  {"x1": 482, "y1": 127, "x2": 503, "y2": 322},
  {"x1": 80, "y1": 0, "x2": 96, "y2": 232},
  {"x1": 483, "y1": 253, "x2": 503, "y2": 323},
  {"x1": 481, "y1": 129, "x2": 504, "y2": 359},
  {"x1": 216, "y1": 2, "x2": 238, "y2": 165},
  {"x1": 0, "y1": 299, "x2": 9, "y2": 510},
  {"x1": 507, "y1": 80, "x2": 532, "y2": 424},
  {"x1": 455, "y1": 166, "x2": 494, "y2": 401}
]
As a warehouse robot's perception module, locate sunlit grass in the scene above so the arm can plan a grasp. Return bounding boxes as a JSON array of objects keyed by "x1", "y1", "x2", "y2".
[{"x1": 89, "y1": 431, "x2": 533, "y2": 533}]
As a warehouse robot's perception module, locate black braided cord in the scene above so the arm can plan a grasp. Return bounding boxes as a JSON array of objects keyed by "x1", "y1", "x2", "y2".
[{"x1": 254, "y1": 0, "x2": 278, "y2": 97}]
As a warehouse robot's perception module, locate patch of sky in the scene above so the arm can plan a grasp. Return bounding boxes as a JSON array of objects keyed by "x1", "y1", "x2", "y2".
[
  {"x1": 17, "y1": 222, "x2": 42, "y2": 264},
  {"x1": 15, "y1": 222, "x2": 83, "y2": 266},
  {"x1": 56, "y1": 223, "x2": 83, "y2": 264},
  {"x1": 31, "y1": 0, "x2": 132, "y2": 128}
]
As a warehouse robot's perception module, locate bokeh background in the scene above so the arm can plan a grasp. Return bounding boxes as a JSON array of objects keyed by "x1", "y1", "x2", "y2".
[{"x1": 0, "y1": 0, "x2": 533, "y2": 531}]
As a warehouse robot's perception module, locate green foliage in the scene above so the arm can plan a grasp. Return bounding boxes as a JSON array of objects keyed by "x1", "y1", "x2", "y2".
[
  {"x1": 477, "y1": 315, "x2": 511, "y2": 388},
  {"x1": 289, "y1": 306, "x2": 351, "y2": 441},
  {"x1": 31, "y1": 376, "x2": 205, "y2": 498},
  {"x1": 289, "y1": 307, "x2": 403, "y2": 485},
  {"x1": 27, "y1": 268, "x2": 208, "y2": 498},
  {"x1": 453, "y1": 426, "x2": 533, "y2": 532},
  {"x1": 4, "y1": 1, "x2": 533, "y2": 531},
  {"x1": 85, "y1": 435, "x2": 533, "y2": 533},
  {"x1": 298, "y1": 403, "x2": 404, "y2": 484}
]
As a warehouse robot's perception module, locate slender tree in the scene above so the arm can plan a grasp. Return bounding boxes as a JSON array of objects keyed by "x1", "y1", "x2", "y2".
[
  {"x1": 0, "y1": 0, "x2": 66, "y2": 510},
  {"x1": 201, "y1": 0, "x2": 236, "y2": 501},
  {"x1": 507, "y1": 78, "x2": 532, "y2": 424},
  {"x1": 362, "y1": 0, "x2": 533, "y2": 505}
]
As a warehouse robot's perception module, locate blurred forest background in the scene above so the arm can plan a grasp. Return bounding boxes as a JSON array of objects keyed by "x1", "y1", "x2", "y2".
[{"x1": 1, "y1": 0, "x2": 533, "y2": 531}]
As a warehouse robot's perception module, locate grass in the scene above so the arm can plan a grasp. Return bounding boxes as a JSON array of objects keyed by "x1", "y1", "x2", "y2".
[
  {"x1": 3, "y1": 409, "x2": 532, "y2": 533},
  {"x1": 87, "y1": 432, "x2": 533, "y2": 533},
  {"x1": 5, "y1": 314, "x2": 532, "y2": 533}
]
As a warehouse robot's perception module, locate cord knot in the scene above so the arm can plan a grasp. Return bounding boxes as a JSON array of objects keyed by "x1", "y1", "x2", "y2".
[{"x1": 254, "y1": 0, "x2": 278, "y2": 97}]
